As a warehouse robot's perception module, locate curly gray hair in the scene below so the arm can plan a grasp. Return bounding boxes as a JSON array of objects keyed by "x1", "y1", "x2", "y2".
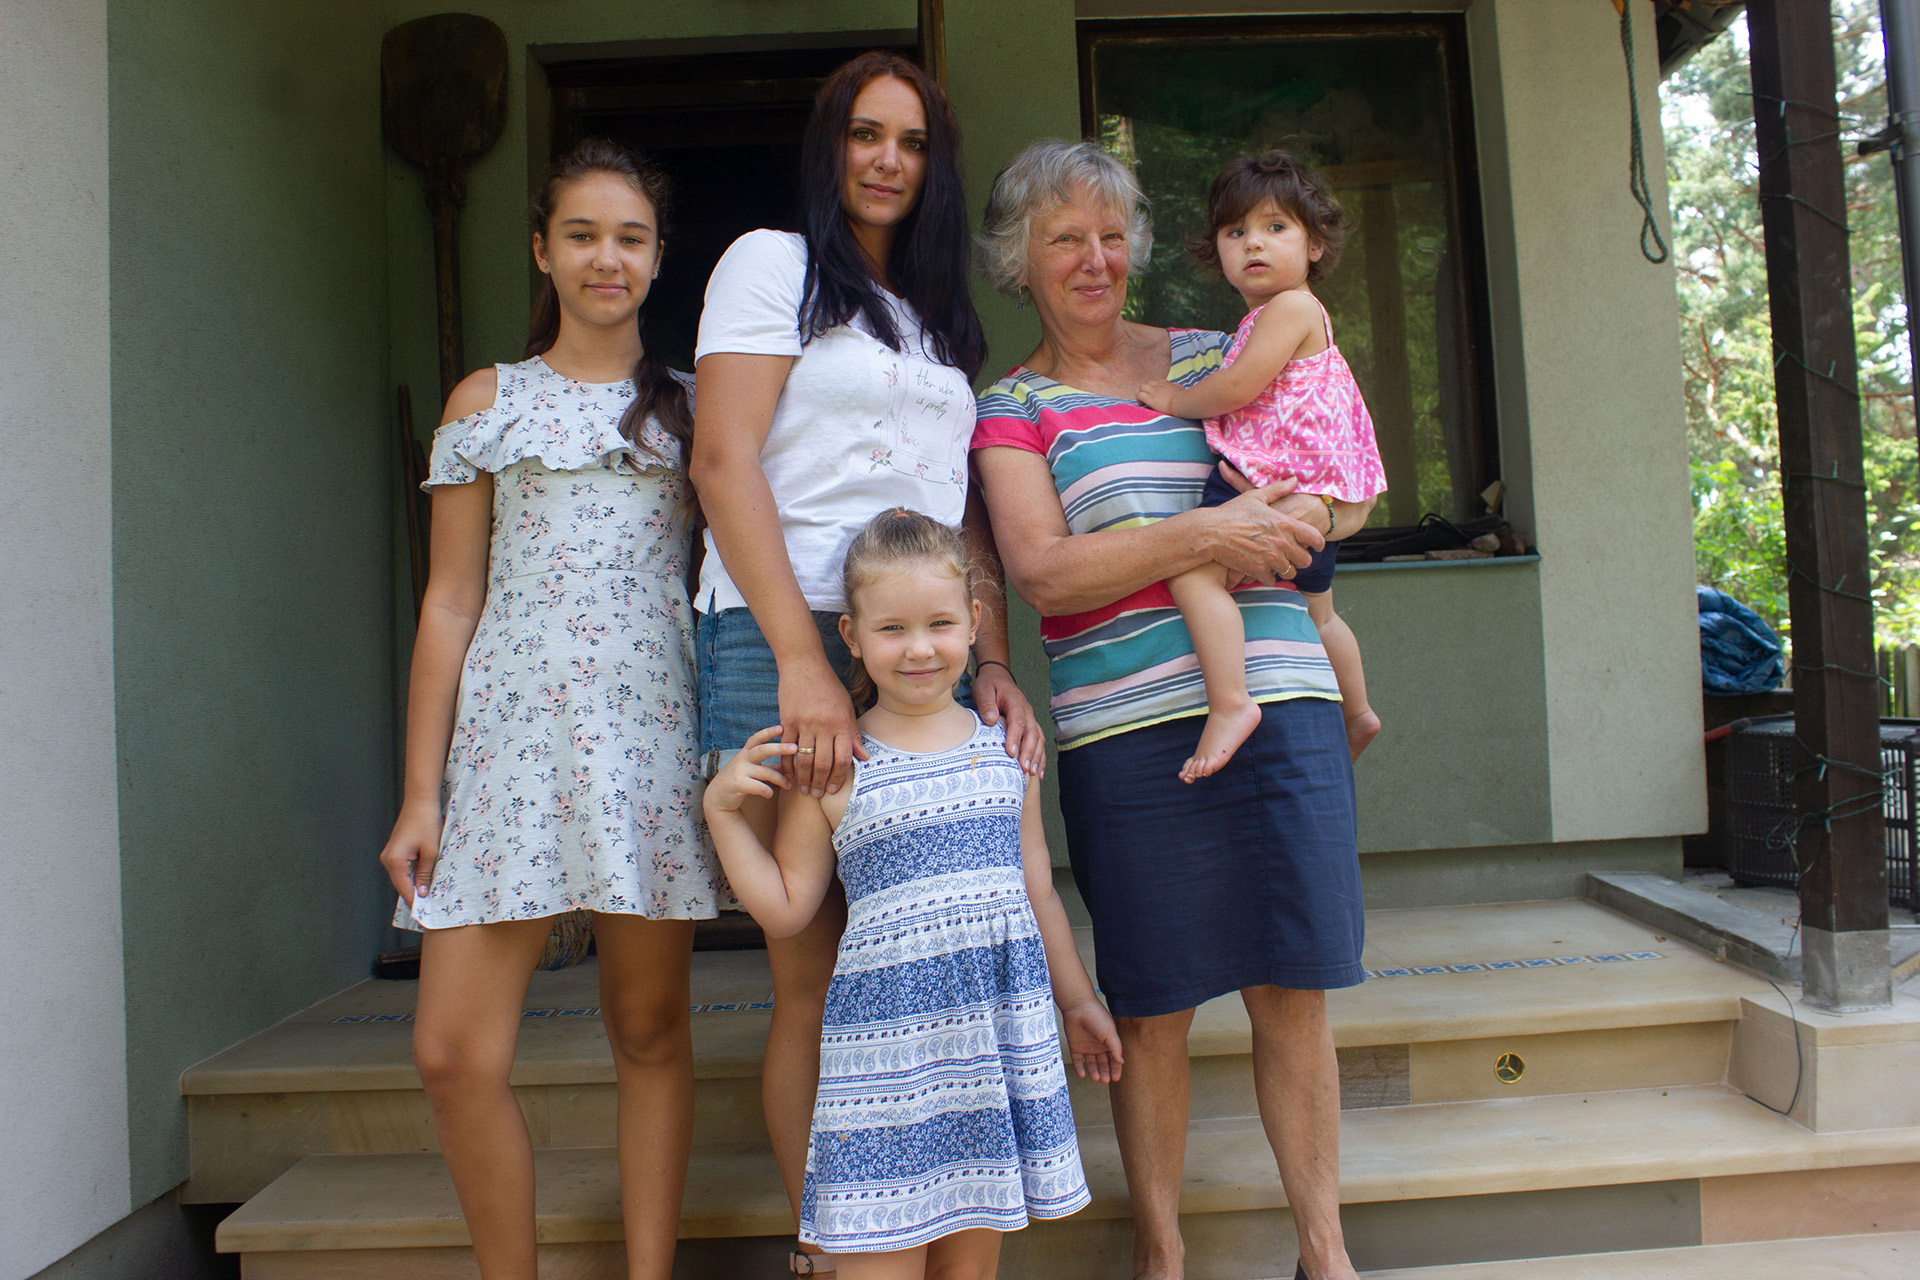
[{"x1": 976, "y1": 139, "x2": 1153, "y2": 298}]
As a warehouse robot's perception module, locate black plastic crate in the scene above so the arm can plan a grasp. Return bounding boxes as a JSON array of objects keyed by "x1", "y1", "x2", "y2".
[{"x1": 1725, "y1": 715, "x2": 1919, "y2": 911}]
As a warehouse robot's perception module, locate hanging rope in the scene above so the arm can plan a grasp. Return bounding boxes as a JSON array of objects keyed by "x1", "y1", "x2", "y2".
[{"x1": 1621, "y1": 0, "x2": 1671, "y2": 263}]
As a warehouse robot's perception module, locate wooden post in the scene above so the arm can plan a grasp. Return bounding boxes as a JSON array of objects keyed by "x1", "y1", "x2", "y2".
[{"x1": 1748, "y1": 0, "x2": 1891, "y2": 1009}]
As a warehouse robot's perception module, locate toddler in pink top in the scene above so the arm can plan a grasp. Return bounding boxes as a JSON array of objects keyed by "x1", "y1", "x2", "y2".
[{"x1": 1141, "y1": 150, "x2": 1387, "y2": 780}]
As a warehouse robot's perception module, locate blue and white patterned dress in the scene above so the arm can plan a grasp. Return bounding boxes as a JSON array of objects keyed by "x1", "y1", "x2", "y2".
[{"x1": 800, "y1": 715, "x2": 1091, "y2": 1252}]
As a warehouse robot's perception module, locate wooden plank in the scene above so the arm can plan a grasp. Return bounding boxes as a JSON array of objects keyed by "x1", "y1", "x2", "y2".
[{"x1": 1745, "y1": 0, "x2": 1890, "y2": 1006}]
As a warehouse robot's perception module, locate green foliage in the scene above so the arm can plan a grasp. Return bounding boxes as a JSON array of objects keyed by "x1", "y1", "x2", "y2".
[
  {"x1": 1664, "y1": 1, "x2": 1920, "y2": 649},
  {"x1": 1691, "y1": 456, "x2": 1787, "y2": 628}
]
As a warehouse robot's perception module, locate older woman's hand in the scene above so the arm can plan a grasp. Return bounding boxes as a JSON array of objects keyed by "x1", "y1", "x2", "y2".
[
  {"x1": 971, "y1": 661, "x2": 1047, "y2": 777},
  {"x1": 1206, "y1": 474, "x2": 1323, "y2": 585}
]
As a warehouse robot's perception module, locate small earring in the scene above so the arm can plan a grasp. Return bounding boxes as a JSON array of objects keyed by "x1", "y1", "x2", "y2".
[{"x1": 1014, "y1": 285, "x2": 1029, "y2": 311}]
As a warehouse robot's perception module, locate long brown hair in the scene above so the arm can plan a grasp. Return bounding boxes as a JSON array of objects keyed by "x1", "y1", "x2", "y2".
[
  {"x1": 839, "y1": 508, "x2": 980, "y2": 711},
  {"x1": 525, "y1": 137, "x2": 692, "y2": 467}
]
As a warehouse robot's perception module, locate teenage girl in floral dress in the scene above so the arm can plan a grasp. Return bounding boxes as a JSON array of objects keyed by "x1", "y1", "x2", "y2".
[{"x1": 377, "y1": 139, "x2": 723, "y2": 1280}]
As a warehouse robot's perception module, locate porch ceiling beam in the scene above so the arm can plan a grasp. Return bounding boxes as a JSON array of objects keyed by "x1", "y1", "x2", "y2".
[{"x1": 1746, "y1": 0, "x2": 1892, "y2": 1009}]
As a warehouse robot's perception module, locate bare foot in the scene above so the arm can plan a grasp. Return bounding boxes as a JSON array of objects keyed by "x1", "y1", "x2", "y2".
[
  {"x1": 1180, "y1": 700, "x2": 1264, "y2": 782},
  {"x1": 1346, "y1": 707, "x2": 1381, "y2": 761}
]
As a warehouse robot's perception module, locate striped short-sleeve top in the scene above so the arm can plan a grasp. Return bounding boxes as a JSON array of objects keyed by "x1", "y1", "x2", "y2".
[{"x1": 970, "y1": 327, "x2": 1340, "y2": 751}]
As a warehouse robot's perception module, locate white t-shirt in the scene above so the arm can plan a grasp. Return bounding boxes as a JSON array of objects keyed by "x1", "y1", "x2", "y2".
[{"x1": 694, "y1": 229, "x2": 976, "y2": 614}]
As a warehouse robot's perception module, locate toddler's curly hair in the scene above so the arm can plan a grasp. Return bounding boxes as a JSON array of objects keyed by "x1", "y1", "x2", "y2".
[{"x1": 1190, "y1": 148, "x2": 1350, "y2": 284}]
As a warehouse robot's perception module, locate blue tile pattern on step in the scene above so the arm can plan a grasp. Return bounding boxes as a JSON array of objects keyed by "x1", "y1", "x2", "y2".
[{"x1": 1361, "y1": 951, "x2": 1664, "y2": 980}]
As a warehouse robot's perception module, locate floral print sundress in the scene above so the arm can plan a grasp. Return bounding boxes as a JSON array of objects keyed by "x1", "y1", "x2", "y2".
[{"x1": 398, "y1": 358, "x2": 729, "y2": 929}]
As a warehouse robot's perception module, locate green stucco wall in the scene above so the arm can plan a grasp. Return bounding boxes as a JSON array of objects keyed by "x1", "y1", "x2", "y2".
[
  {"x1": 1339, "y1": 559, "x2": 1552, "y2": 853},
  {"x1": 108, "y1": 0, "x2": 396, "y2": 1201}
]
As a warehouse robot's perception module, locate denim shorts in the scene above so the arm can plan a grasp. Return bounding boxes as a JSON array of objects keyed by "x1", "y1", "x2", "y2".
[
  {"x1": 696, "y1": 606, "x2": 852, "y2": 777},
  {"x1": 695, "y1": 604, "x2": 974, "y2": 778}
]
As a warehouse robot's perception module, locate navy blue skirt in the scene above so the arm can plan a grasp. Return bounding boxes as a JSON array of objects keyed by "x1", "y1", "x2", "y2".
[{"x1": 1057, "y1": 698, "x2": 1364, "y2": 1017}]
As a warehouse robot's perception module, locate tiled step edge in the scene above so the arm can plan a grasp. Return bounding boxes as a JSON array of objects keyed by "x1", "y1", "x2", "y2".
[
  {"x1": 217, "y1": 1084, "x2": 1920, "y2": 1254},
  {"x1": 1355, "y1": 1230, "x2": 1920, "y2": 1279}
]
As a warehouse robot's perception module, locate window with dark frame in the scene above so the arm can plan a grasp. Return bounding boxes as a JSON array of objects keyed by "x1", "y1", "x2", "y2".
[{"x1": 1080, "y1": 16, "x2": 1498, "y2": 531}]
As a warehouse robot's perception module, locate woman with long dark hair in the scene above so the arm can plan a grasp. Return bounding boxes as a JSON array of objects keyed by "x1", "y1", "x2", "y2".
[
  {"x1": 689, "y1": 52, "x2": 1043, "y2": 1277},
  {"x1": 379, "y1": 138, "x2": 720, "y2": 1280}
]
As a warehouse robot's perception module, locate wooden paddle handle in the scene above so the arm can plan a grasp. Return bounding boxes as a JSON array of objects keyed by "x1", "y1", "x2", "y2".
[
  {"x1": 397, "y1": 385, "x2": 429, "y2": 618},
  {"x1": 425, "y1": 158, "x2": 465, "y2": 411}
]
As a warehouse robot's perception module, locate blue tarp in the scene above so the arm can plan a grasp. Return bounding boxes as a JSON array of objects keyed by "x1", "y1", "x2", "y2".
[{"x1": 1698, "y1": 585, "x2": 1785, "y2": 695}]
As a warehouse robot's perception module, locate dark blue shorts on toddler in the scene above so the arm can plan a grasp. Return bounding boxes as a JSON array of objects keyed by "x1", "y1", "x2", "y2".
[{"x1": 1199, "y1": 464, "x2": 1337, "y2": 595}]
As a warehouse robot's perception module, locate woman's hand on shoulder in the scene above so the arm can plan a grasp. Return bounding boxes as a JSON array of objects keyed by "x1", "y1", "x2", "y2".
[
  {"x1": 379, "y1": 797, "x2": 444, "y2": 907},
  {"x1": 1061, "y1": 995, "x2": 1125, "y2": 1083},
  {"x1": 441, "y1": 367, "x2": 499, "y2": 426},
  {"x1": 972, "y1": 662, "x2": 1046, "y2": 777},
  {"x1": 778, "y1": 659, "x2": 866, "y2": 798}
]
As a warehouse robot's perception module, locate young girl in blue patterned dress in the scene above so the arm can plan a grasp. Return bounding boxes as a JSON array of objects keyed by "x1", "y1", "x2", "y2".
[
  {"x1": 705, "y1": 510, "x2": 1121, "y2": 1280},
  {"x1": 377, "y1": 140, "x2": 725, "y2": 1280}
]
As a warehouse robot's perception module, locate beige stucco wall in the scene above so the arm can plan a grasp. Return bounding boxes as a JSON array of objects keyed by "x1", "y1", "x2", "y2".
[
  {"x1": 0, "y1": 3, "x2": 130, "y2": 1275},
  {"x1": 1468, "y1": 0, "x2": 1706, "y2": 842}
]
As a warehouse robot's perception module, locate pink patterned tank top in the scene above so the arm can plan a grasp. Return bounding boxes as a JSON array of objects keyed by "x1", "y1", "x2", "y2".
[{"x1": 1204, "y1": 300, "x2": 1387, "y2": 503}]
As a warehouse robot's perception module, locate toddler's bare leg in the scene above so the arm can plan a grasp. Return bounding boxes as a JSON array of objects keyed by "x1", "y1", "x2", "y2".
[
  {"x1": 1170, "y1": 564, "x2": 1263, "y2": 782},
  {"x1": 1305, "y1": 589, "x2": 1378, "y2": 760}
]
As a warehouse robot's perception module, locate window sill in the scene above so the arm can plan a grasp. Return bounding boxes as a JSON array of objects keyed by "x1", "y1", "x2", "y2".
[{"x1": 1338, "y1": 553, "x2": 1540, "y2": 574}]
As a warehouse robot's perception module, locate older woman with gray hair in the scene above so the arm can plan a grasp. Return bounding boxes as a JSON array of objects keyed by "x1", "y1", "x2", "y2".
[{"x1": 969, "y1": 139, "x2": 1371, "y2": 1280}]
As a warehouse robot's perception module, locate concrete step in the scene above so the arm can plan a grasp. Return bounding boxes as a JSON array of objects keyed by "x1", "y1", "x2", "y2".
[
  {"x1": 215, "y1": 1084, "x2": 1920, "y2": 1277},
  {"x1": 1588, "y1": 872, "x2": 1920, "y2": 986},
  {"x1": 1358, "y1": 1231, "x2": 1920, "y2": 1279},
  {"x1": 182, "y1": 902, "x2": 1773, "y2": 1202}
]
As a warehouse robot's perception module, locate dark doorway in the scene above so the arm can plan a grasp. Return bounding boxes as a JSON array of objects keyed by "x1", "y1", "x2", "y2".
[{"x1": 543, "y1": 37, "x2": 921, "y2": 370}]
